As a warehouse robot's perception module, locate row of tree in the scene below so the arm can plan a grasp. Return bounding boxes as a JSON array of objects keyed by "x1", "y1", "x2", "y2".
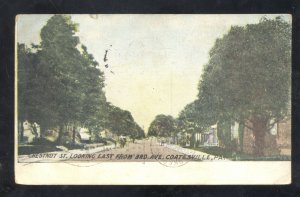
[
  {"x1": 148, "y1": 17, "x2": 291, "y2": 156},
  {"x1": 147, "y1": 114, "x2": 196, "y2": 138},
  {"x1": 148, "y1": 115, "x2": 176, "y2": 137},
  {"x1": 18, "y1": 15, "x2": 144, "y2": 144}
]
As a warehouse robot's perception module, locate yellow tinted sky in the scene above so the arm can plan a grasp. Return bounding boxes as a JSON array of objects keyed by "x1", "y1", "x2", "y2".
[{"x1": 16, "y1": 14, "x2": 291, "y2": 132}]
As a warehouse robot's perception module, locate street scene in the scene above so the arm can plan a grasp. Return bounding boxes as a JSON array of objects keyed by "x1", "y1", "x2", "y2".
[
  {"x1": 19, "y1": 137, "x2": 227, "y2": 163},
  {"x1": 17, "y1": 14, "x2": 291, "y2": 163}
]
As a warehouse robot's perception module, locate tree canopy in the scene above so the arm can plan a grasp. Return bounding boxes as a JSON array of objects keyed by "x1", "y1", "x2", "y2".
[
  {"x1": 188, "y1": 17, "x2": 291, "y2": 156},
  {"x1": 199, "y1": 17, "x2": 291, "y2": 123},
  {"x1": 105, "y1": 104, "x2": 145, "y2": 138},
  {"x1": 148, "y1": 115, "x2": 176, "y2": 137},
  {"x1": 18, "y1": 15, "x2": 144, "y2": 143}
]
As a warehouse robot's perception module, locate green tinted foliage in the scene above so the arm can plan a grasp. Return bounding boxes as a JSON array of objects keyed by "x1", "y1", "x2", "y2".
[
  {"x1": 197, "y1": 17, "x2": 291, "y2": 129},
  {"x1": 18, "y1": 15, "x2": 144, "y2": 141},
  {"x1": 104, "y1": 104, "x2": 145, "y2": 137},
  {"x1": 175, "y1": 17, "x2": 291, "y2": 155},
  {"x1": 148, "y1": 115, "x2": 176, "y2": 137},
  {"x1": 17, "y1": 16, "x2": 97, "y2": 130}
]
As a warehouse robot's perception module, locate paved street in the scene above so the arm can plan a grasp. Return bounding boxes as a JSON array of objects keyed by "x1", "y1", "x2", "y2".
[
  {"x1": 18, "y1": 138, "x2": 226, "y2": 163},
  {"x1": 86, "y1": 137, "x2": 197, "y2": 162}
]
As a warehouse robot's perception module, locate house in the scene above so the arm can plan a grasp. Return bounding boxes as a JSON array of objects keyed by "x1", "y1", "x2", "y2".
[
  {"x1": 187, "y1": 125, "x2": 219, "y2": 148},
  {"x1": 276, "y1": 118, "x2": 291, "y2": 156},
  {"x1": 20, "y1": 120, "x2": 41, "y2": 143},
  {"x1": 190, "y1": 131, "x2": 201, "y2": 147},
  {"x1": 78, "y1": 128, "x2": 91, "y2": 142},
  {"x1": 201, "y1": 124, "x2": 219, "y2": 147}
]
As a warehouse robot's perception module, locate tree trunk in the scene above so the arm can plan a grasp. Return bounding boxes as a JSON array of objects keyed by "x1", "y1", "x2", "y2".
[
  {"x1": 252, "y1": 117, "x2": 268, "y2": 157},
  {"x1": 19, "y1": 120, "x2": 24, "y2": 143},
  {"x1": 57, "y1": 123, "x2": 64, "y2": 145},
  {"x1": 72, "y1": 126, "x2": 76, "y2": 144}
]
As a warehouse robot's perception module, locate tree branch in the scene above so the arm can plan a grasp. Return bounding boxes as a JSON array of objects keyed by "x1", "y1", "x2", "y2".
[
  {"x1": 239, "y1": 121, "x2": 254, "y2": 131},
  {"x1": 232, "y1": 117, "x2": 255, "y2": 131}
]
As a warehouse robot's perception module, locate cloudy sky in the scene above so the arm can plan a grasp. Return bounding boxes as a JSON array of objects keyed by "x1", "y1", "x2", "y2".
[{"x1": 16, "y1": 14, "x2": 290, "y2": 132}]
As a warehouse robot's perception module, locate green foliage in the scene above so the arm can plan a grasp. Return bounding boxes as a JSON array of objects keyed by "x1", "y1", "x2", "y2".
[
  {"x1": 178, "y1": 17, "x2": 291, "y2": 131},
  {"x1": 198, "y1": 17, "x2": 291, "y2": 126},
  {"x1": 104, "y1": 104, "x2": 144, "y2": 138},
  {"x1": 37, "y1": 15, "x2": 85, "y2": 127},
  {"x1": 78, "y1": 44, "x2": 106, "y2": 130},
  {"x1": 18, "y1": 15, "x2": 145, "y2": 143},
  {"x1": 148, "y1": 115, "x2": 176, "y2": 137},
  {"x1": 178, "y1": 99, "x2": 218, "y2": 133},
  {"x1": 18, "y1": 44, "x2": 35, "y2": 121},
  {"x1": 168, "y1": 17, "x2": 292, "y2": 156},
  {"x1": 177, "y1": 17, "x2": 291, "y2": 156}
]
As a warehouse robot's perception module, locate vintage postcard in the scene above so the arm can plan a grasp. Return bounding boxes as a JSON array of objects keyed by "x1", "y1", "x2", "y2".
[{"x1": 15, "y1": 14, "x2": 291, "y2": 185}]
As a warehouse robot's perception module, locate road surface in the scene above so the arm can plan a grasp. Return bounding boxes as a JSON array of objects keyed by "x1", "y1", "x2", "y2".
[{"x1": 18, "y1": 138, "x2": 225, "y2": 163}]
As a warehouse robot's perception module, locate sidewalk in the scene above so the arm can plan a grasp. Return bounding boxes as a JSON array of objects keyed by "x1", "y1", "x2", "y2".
[{"x1": 163, "y1": 143, "x2": 229, "y2": 161}]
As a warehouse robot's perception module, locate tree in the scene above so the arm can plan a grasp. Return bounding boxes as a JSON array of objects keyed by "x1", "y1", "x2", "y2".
[
  {"x1": 18, "y1": 15, "x2": 145, "y2": 145},
  {"x1": 135, "y1": 123, "x2": 145, "y2": 139},
  {"x1": 39, "y1": 15, "x2": 83, "y2": 137},
  {"x1": 216, "y1": 119, "x2": 233, "y2": 150},
  {"x1": 197, "y1": 17, "x2": 291, "y2": 156},
  {"x1": 77, "y1": 44, "x2": 107, "y2": 132},
  {"x1": 18, "y1": 15, "x2": 108, "y2": 144},
  {"x1": 104, "y1": 104, "x2": 145, "y2": 137},
  {"x1": 18, "y1": 44, "x2": 33, "y2": 123},
  {"x1": 18, "y1": 44, "x2": 37, "y2": 141},
  {"x1": 178, "y1": 99, "x2": 219, "y2": 133},
  {"x1": 148, "y1": 115, "x2": 176, "y2": 137}
]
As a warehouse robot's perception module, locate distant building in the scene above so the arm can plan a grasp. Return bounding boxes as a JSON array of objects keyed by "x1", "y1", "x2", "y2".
[
  {"x1": 276, "y1": 118, "x2": 291, "y2": 156},
  {"x1": 78, "y1": 128, "x2": 91, "y2": 142},
  {"x1": 185, "y1": 125, "x2": 219, "y2": 148},
  {"x1": 176, "y1": 117, "x2": 290, "y2": 157},
  {"x1": 21, "y1": 120, "x2": 40, "y2": 143},
  {"x1": 201, "y1": 124, "x2": 219, "y2": 147}
]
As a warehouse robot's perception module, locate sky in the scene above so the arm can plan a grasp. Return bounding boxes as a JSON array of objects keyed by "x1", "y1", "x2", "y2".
[{"x1": 16, "y1": 14, "x2": 291, "y2": 132}]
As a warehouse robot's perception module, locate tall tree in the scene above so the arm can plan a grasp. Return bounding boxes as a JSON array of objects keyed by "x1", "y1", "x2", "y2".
[
  {"x1": 36, "y1": 15, "x2": 82, "y2": 138},
  {"x1": 78, "y1": 44, "x2": 106, "y2": 131},
  {"x1": 148, "y1": 115, "x2": 176, "y2": 137},
  {"x1": 18, "y1": 44, "x2": 37, "y2": 141},
  {"x1": 18, "y1": 44, "x2": 33, "y2": 123},
  {"x1": 104, "y1": 104, "x2": 144, "y2": 137},
  {"x1": 178, "y1": 99, "x2": 218, "y2": 133},
  {"x1": 18, "y1": 15, "x2": 108, "y2": 143},
  {"x1": 197, "y1": 17, "x2": 291, "y2": 156},
  {"x1": 18, "y1": 42, "x2": 59, "y2": 130}
]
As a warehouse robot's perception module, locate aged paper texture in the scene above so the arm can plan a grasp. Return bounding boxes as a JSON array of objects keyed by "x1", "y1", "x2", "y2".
[{"x1": 15, "y1": 14, "x2": 291, "y2": 184}]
